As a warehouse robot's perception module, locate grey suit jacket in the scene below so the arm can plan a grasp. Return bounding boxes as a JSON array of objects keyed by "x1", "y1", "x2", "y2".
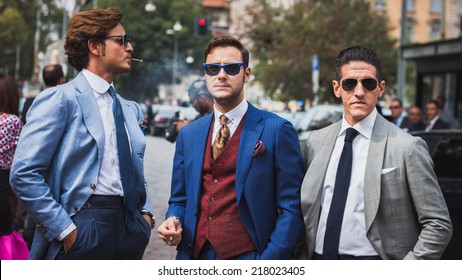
[
  {"x1": 10, "y1": 72, "x2": 150, "y2": 259},
  {"x1": 298, "y1": 113, "x2": 452, "y2": 259}
]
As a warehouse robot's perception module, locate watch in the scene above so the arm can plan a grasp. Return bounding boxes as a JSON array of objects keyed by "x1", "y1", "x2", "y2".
[{"x1": 141, "y1": 210, "x2": 155, "y2": 229}]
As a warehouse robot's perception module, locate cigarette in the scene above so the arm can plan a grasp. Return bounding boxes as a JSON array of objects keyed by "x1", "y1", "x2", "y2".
[{"x1": 131, "y1": 58, "x2": 143, "y2": 62}]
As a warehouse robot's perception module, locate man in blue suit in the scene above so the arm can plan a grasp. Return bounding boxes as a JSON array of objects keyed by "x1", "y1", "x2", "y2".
[
  {"x1": 10, "y1": 8, "x2": 154, "y2": 259},
  {"x1": 158, "y1": 35, "x2": 304, "y2": 260}
]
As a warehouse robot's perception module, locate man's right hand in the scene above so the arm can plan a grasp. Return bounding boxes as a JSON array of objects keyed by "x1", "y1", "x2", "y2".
[
  {"x1": 158, "y1": 216, "x2": 182, "y2": 246},
  {"x1": 63, "y1": 228, "x2": 78, "y2": 253}
]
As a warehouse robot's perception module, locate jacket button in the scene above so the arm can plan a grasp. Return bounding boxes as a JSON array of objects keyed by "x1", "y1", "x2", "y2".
[
  {"x1": 208, "y1": 216, "x2": 212, "y2": 221},
  {"x1": 202, "y1": 235, "x2": 206, "y2": 240},
  {"x1": 90, "y1": 183, "x2": 96, "y2": 189},
  {"x1": 73, "y1": 207, "x2": 78, "y2": 213},
  {"x1": 213, "y1": 179, "x2": 218, "y2": 183},
  {"x1": 83, "y1": 203, "x2": 90, "y2": 208}
]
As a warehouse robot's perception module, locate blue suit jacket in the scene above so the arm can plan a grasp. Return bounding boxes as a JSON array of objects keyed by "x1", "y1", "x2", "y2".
[
  {"x1": 166, "y1": 103, "x2": 304, "y2": 259},
  {"x1": 10, "y1": 72, "x2": 150, "y2": 259}
]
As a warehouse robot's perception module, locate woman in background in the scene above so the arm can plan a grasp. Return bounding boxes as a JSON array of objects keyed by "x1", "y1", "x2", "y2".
[{"x1": 0, "y1": 73, "x2": 28, "y2": 260}]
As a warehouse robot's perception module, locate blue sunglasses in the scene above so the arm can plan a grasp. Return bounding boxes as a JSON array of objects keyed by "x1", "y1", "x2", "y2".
[{"x1": 202, "y1": 62, "x2": 248, "y2": 76}]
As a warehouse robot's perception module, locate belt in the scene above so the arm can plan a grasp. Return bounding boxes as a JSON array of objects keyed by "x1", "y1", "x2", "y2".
[{"x1": 313, "y1": 252, "x2": 381, "y2": 260}]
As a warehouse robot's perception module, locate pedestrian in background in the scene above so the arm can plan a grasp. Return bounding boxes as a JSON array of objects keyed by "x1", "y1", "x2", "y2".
[
  {"x1": 0, "y1": 73, "x2": 29, "y2": 260},
  {"x1": 406, "y1": 106, "x2": 426, "y2": 131},
  {"x1": 389, "y1": 98, "x2": 411, "y2": 131},
  {"x1": 425, "y1": 100, "x2": 450, "y2": 132},
  {"x1": 21, "y1": 64, "x2": 65, "y2": 125},
  {"x1": 436, "y1": 96, "x2": 460, "y2": 129},
  {"x1": 297, "y1": 46, "x2": 452, "y2": 260},
  {"x1": 158, "y1": 34, "x2": 304, "y2": 260},
  {"x1": 10, "y1": 7, "x2": 153, "y2": 260}
]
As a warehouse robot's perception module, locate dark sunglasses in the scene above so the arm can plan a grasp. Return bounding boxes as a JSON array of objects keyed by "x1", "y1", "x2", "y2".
[
  {"x1": 105, "y1": 34, "x2": 131, "y2": 47},
  {"x1": 341, "y1": 78, "x2": 379, "y2": 91},
  {"x1": 202, "y1": 63, "x2": 248, "y2": 76}
]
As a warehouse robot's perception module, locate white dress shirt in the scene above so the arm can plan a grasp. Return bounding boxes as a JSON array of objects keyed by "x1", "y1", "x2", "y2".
[
  {"x1": 315, "y1": 108, "x2": 378, "y2": 257},
  {"x1": 82, "y1": 69, "x2": 124, "y2": 197},
  {"x1": 211, "y1": 98, "x2": 248, "y2": 144}
]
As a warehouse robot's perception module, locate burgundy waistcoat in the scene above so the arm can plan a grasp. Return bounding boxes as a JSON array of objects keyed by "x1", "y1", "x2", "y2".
[{"x1": 192, "y1": 115, "x2": 255, "y2": 259}]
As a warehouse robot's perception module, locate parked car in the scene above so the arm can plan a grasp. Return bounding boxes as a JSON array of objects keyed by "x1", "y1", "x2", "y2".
[
  {"x1": 274, "y1": 110, "x2": 307, "y2": 129},
  {"x1": 296, "y1": 105, "x2": 343, "y2": 156},
  {"x1": 411, "y1": 129, "x2": 462, "y2": 259},
  {"x1": 152, "y1": 105, "x2": 180, "y2": 136}
]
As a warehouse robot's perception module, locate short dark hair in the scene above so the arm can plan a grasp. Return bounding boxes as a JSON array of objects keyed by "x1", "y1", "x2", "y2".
[
  {"x1": 0, "y1": 73, "x2": 20, "y2": 116},
  {"x1": 42, "y1": 64, "x2": 64, "y2": 87},
  {"x1": 391, "y1": 98, "x2": 403, "y2": 107},
  {"x1": 334, "y1": 46, "x2": 383, "y2": 81},
  {"x1": 65, "y1": 8, "x2": 123, "y2": 71},
  {"x1": 427, "y1": 100, "x2": 441, "y2": 109},
  {"x1": 204, "y1": 35, "x2": 249, "y2": 65}
]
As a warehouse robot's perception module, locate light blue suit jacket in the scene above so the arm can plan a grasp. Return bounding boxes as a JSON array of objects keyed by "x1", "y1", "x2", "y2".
[
  {"x1": 166, "y1": 103, "x2": 304, "y2": 259},
  {"x1": 10, "y1": 72, "x2": 150, "y2": 259}
]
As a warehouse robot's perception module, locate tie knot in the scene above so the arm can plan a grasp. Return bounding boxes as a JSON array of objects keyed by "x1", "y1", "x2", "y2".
[
  {"x1": 219, "y1": 114, "x2": 228, "y2": 125},
  {"x1": 108, "y1": 86, "x2": 116, "y2": 99},
  {"x1": 344, "y1": 127, "x2": 359, "y2": 143}
]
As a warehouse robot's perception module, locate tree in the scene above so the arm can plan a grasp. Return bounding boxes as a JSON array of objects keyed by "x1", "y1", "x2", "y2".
[
  {"x1": 0, "y1": 0, "x2": 63, "y2": 80},
  {"x1": 79, "y1": 0, "x2": 209, "y2": 101},
  {"x1": 242, "y1": 0, "x2": 398, "y2": 103}
]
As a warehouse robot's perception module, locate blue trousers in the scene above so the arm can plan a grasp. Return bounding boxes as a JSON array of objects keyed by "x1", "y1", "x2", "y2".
[
  {"x1": 197, "y1": 241, "x2": 258, "y2": 260},
  {"x1": 55, "y1": 195, "x2": 150, "y2": 260}
]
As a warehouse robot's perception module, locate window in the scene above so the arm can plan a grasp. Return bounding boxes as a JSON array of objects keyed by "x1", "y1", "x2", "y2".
[
  {"x1": 429, "y1": 19, "x2": 442, "y2": 40},
  {"x1": 431, "y1": 0, "x2": 443, "y2": 13},
  {"x1": 406, "y1": 0, "x2": 415, "y2": 11},
  {"x1": 374, "y1": 0, "x2": 386, "y2": 10},
  {"x1": 406, "y1": 17, "x2": 416, "y2": 43},
  {"x1": 432, "y1": 137, "x2": 462, "y2": 179}
]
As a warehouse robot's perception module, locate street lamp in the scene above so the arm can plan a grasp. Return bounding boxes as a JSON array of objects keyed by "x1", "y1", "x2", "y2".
[
  {"x1": 167, "y1": 20, "x2": 182, "y2": 86},
  {"x1": 145, "y1": 0, "x2": 156, "y2": 12}
]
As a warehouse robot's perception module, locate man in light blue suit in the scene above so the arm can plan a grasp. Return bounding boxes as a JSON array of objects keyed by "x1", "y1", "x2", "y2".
[
  {"x1": 158, "y1": 35, "x2": 304, "y2": 260},
  {"x1": 10, "y1": 8, "x2": 154, "y2": 259}
]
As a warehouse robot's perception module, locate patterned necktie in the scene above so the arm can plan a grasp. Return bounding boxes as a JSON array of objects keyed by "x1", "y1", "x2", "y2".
[
  {"x1": 322, "y1": 127, "x2": 359, "y2": 259},
  {"x1": 108, "y1": 86, "x2": 137, "y2": 225},
  {"x1": 212, "y1": 114, "x2": 230, "y2": 160}
]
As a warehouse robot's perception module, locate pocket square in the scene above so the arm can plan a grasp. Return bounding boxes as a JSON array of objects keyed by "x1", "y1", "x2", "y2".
[
  {"x1": 381, "y1": 167, "x2": 396, "y2": 174},
  {"x1": 252, "y1": 140, "x2": 266, "y2": 157}
]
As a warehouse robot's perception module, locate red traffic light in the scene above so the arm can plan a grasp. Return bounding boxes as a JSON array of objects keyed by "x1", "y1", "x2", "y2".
[{"x1": 197, "y1": 18, "x2": 207, "y2": 26}]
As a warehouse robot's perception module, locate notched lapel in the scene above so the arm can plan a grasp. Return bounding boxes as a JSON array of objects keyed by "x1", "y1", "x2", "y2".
[
  {"x1": 235, "y1": 106, "x2": 263, "y2": 204},
  {"x1": 364, "y1": 115, "x2": 388, "y2": 232},
  {"x1": 75, "y1": 74, "x2": 105, "y2": 162}
]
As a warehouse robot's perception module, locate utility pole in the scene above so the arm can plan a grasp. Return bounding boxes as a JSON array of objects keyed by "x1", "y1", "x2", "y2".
[{"x1": 397, "y1": 0, "x2": 408, "y2": 100}]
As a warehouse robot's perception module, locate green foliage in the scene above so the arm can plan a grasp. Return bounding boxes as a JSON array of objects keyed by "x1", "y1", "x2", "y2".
[
  {"x1": 0, "y1": 0, "x2": 63, "y2": 79},
  {"x1": 83, "y1": 0, "x2": 209, "y2": 101},
  {"x1": 244, "y1": 0, "x2": 398, "y2": 103}
]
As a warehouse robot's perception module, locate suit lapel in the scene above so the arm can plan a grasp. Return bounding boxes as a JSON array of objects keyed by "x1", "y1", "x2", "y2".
[
  {"x1": 120, "y1": 98, "x2": 144, "y2": 155},
  {"x1": 364, "y1": 114, "x2": 388, "y2": 232},
  {"x1": 74, "y1": 72, "x2": 105, "y2": 162},
  {"x1": 235, "y1": 104, "x2": 263, "y2": 204}
]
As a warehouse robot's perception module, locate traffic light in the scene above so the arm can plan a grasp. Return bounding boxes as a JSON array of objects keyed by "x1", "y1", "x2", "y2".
[{"x1": 195, "y1": 16, "x2": 209, "y2": 38}]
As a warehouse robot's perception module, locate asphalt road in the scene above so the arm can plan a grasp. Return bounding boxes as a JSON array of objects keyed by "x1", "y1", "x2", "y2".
[{"x1": 142, "y1": 136, "x2": 177, "y2": 260}]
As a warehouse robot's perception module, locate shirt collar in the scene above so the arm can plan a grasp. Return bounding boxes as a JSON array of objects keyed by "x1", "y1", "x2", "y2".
[
  {"x1": 339, "y1": 107, "x2": 377, "y2": 140},
  {"x1": 82, "y1": 69, "x2": 115, "y2": 96},
  {"x1": 213, "y1": 98, "x2": 248, "y2": 126}
]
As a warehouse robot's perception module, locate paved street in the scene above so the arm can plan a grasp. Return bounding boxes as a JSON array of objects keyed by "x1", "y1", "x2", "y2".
[{"x1": 142, "y1": 136, "x2": 177, "y2": 260}]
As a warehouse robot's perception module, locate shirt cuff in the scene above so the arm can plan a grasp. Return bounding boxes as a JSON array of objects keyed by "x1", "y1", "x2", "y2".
[{"x1": 57, "y1": 223, "x2": 77, "y2": 241}]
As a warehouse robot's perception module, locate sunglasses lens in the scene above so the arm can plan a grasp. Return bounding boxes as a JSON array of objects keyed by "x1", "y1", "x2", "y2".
[
  {"x1": 205, "y1": 65, "x2": 220, "y2": 76},
  {"x1": 224, "y1": 64, "x2": 241, "y2": 75},
  {"x1": 362, "y1": 78, "x2": 378, "y2": 91},
  {"x1": 342, "y1": 79, "x2": 357, "y2": 91}
]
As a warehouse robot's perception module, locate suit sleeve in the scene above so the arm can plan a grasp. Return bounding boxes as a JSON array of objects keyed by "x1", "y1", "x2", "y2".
[
  {"x1": 259, "y1": 121, "x2": 305, "y2": 259},
  {"x1": 9, "y1": 88, "x2": 74, "y2": 241},
  {"x1": 404, "y1": 136, "x2": 452, "y2": 259},
  {"x1": 165, "y1": 129, "x2": 186, "y2": 224}
]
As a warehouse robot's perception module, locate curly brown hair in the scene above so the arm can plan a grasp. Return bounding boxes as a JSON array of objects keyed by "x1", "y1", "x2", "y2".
[{"x1": 65, "y1": 8, "x2": 123, "y2": 71}]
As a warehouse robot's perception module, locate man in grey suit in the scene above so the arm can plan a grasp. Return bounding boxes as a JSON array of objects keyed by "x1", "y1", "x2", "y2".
[
  {"x1": 297, "y1": 46, "x2": 452, "y2": 260},
  {"x1": 10, "y1": 8, "x2": 154, "y2": 259}
]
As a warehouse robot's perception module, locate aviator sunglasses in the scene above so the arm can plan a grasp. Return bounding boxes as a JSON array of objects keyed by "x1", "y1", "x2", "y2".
[
  {"x1": 104, "y1": 34, "x2": 131, "y2": 47},
  {"x1": 341, "y1": 78, "x2": 379, "y2": 91},
  {"x1": 202, "y1": 63, "x2": 248, "y2": 76}
]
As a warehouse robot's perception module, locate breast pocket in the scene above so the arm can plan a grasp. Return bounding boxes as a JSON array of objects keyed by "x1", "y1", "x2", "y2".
[{"x1": 381, "y1": 167, "x2": 400, "y2": 183}]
